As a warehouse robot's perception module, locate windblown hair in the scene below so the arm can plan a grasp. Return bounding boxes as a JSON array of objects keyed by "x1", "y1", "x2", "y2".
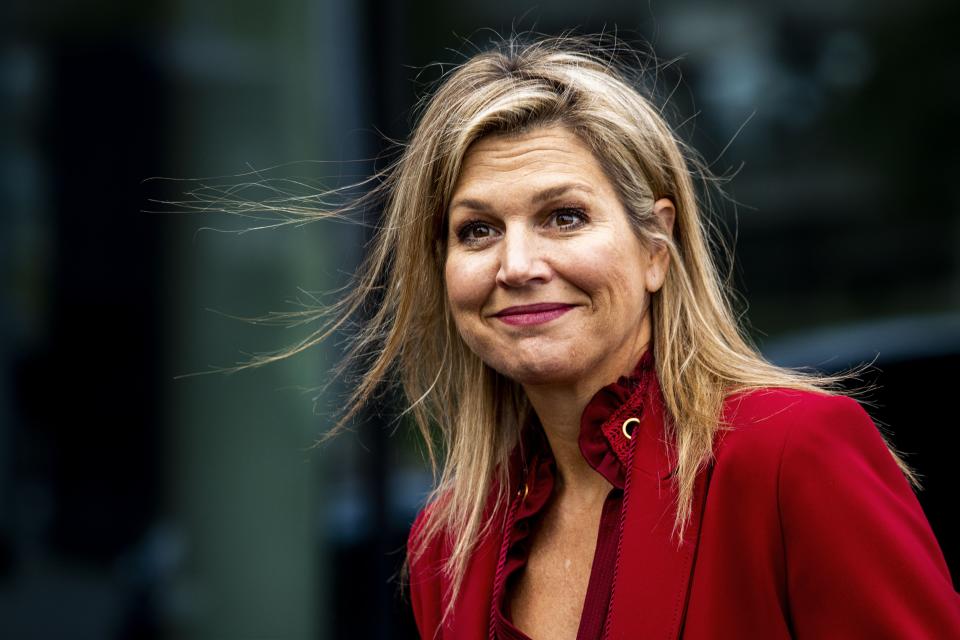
[{"x1": 173, "y1": 32, "x2": 919, "y2": 628}]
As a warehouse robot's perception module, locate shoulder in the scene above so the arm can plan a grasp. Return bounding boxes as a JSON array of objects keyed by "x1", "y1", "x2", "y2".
[
  {"x1": 406, "y1": 489, "x2": 506, "y2": 637},
  {"x1": 406, "y1": 499, "x2": 449, "y2": 638},
  {"x1": 713, "y1": 388, "x2": 897, "y2": 490},
  {"x1": 407, "y1": 497, "x2": 448, "y2": 576},
  {"x1": 717, "y1": 387, "x2": 879, "y2": 456},
  {"x1": 717, "y1": 386, "x2": 916, "y2": 509},
  {"x1": 407, "y1": 482, "x2": 502, "y2": 568},
  {"x1": 721, "y1": 386, "x2": 865, "y2": 430}
]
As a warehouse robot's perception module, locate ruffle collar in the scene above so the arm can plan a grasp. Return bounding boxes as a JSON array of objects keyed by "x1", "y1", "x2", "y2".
[{"x1": 508, "y1": 346, "x2": 658, "y2": 501}]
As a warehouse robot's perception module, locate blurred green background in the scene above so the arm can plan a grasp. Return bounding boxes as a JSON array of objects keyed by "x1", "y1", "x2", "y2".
[{"x1": 1, "y1": 1, "x2": 957, "y2": 638}]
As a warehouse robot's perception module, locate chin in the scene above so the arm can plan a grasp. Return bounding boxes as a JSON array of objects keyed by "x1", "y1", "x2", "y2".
[{"x1": 486, "y1": 350, "x2": 584, "y2": 386}]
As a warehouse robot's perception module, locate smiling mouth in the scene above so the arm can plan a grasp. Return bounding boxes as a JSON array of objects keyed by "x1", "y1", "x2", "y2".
[{"x1": 492, "y1": 303, "x2": 576, "y2": 326}]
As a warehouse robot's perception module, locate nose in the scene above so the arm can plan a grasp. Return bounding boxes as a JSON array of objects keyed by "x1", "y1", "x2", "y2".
[{"x1": 496, "y1": 227, "x2": 552, "y2": 288}]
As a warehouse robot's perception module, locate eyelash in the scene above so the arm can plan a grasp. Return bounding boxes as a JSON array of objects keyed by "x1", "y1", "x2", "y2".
[{"x1": 455, "y1": 208, "x2": 588, "y2": 245}]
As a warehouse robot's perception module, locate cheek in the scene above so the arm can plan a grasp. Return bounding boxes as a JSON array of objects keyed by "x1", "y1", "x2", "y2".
[
  {"x1": 444, "y1": 257, "x2": 498, "y2": 359},
  {"x1": 444, "y1": 254, "x2": 488, "y2": 316},
  {"x1": 564, "y1": 238, "x2": 648, "y2": 306}
]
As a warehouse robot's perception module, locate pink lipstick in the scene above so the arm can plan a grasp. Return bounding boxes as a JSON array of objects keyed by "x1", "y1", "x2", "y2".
[{"x1": 493, "y1": 303, "x2": 575, "y2": 326}]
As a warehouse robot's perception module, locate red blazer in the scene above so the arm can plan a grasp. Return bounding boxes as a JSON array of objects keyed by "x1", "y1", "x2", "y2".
[{"x1": 407, "y1": 385, "x2": 960, "y2": 638}]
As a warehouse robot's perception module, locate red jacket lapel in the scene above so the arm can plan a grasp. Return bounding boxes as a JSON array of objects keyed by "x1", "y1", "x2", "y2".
[{"x1": 604, "y1": 376, "x2": 712, "y2": 639}]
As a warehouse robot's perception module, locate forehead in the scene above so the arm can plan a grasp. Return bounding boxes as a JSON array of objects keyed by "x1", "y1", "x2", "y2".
[{"x1": 451, "y1": 126, "x2": 615, "y2": 201}]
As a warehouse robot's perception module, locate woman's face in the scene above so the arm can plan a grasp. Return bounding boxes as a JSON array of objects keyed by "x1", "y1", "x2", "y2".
[{"x1": 444, "y1": 125, "x2": 674, "y2": 390}]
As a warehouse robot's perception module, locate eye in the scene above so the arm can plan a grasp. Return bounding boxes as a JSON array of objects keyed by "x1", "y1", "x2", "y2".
[
  {"x1": 456, "y1": 220, "x2": 499, "y2": 244},
  {"x1": 550, "y1": 208, "x2": 588, "y2": 229}
]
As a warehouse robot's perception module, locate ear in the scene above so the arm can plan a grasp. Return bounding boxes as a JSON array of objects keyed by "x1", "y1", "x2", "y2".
[{"x1": 645, "y1": 198, "x2": 676, "y2": 293}]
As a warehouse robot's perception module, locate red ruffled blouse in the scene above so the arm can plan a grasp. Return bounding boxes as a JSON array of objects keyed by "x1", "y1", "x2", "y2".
[{"x1": 492, "y1": 347, "x2": 658, "y2": 639}]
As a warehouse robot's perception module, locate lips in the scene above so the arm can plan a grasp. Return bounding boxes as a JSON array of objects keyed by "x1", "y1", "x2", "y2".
[{"x1": 492, "y1": 303, "x2": 576, "y2": 326}]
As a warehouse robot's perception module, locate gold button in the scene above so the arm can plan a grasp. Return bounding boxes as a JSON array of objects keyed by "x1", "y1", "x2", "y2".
[
  {"x1": 517, "y1": 481, "x2": 529, "y2": 501},
  {"x1": 621, "y1": 417, "x2": 640, "y2": 439}
]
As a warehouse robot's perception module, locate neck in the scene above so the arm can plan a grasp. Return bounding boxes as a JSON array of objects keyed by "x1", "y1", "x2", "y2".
[{"x1": 521, "y1": 328, "x2": 651, "y2": 505}]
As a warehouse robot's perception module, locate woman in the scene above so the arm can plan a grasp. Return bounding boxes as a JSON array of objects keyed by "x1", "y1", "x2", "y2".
[
  {"x1": 391, "y1": 36, "x2": 960, "y2": 638},
  {"x1": 207, "y1": 34, "x2": 959, "y2": 637}
]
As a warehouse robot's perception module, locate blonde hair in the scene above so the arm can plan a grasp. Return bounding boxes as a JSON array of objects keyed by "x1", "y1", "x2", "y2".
[{"x1": 173, "y1": 32, "x2": 919, "y2": 627}]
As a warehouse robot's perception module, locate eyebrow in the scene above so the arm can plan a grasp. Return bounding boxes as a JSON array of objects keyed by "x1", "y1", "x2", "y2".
[{"x1": 449, "y1": 183, "x2": 596, "y2": 213}]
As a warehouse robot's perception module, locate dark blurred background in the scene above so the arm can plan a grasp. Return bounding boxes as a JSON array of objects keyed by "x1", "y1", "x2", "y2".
[{"x1": 1, "y1": 1, "x2": 957, "y2": 638}]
